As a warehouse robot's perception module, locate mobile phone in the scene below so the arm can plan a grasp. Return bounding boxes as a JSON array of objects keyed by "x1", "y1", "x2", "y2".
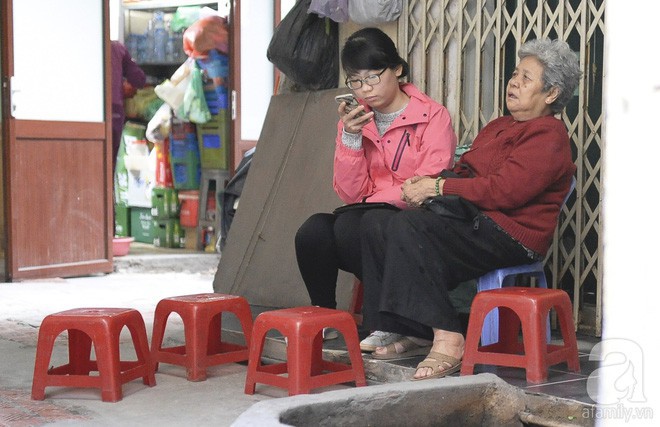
[{"x1": 334, "y1": 94, "x2": 365, "y2": 117}]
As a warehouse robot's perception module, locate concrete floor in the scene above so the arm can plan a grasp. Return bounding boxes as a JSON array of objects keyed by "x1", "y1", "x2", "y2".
[{"x1": 0, "y1": 248, "x2": 600, "y2": 426}]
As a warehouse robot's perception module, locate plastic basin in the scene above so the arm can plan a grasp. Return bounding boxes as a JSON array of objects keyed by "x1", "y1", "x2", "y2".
[{"x1": 113, "y1": 237, "x2": 135, "y2": 257}]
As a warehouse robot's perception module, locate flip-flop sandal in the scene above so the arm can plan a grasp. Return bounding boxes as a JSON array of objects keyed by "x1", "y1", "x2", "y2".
[
  {"x1": 411, "y1": 351, "x2": 462, "y2": 381},
  {"x1": 371, "y1": 337, "x2": 432, "y2": 360}
]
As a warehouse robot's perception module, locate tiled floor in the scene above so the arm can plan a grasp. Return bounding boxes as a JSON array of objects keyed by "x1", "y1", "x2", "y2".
[
  {"x1": 353, "y1": 332, "x2": 600, "y2": 404},
  {"x1": 468, "y1": 334, "x2": 600, "y2": 404}
]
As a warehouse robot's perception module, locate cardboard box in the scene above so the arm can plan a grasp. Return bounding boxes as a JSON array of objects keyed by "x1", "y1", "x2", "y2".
[
  {"x1": 114, "y1": 204, "x2": 131, "y2": 237},
  {"x1": 182, "y1": 226, "x2": 198, "y2": 250},
  {"x1": 127, "y1": 169, "x2": 153, "y2": 208},
  {"x1": 130, "y1": 207, "x2": 155, "y2": 243}
]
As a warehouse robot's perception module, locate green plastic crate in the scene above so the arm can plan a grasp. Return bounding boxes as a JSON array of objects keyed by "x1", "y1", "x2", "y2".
[
  {"x1": 151, "y1": 187, "x2": 179, "y2": 219},
  {"x1": 153, "y1": 218, "x2": 184, "y2": 248},
  {"x1": 196, "y1": 111, "x2": 229, "y2": 170}
]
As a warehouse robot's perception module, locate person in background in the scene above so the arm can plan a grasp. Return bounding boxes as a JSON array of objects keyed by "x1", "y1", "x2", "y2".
[
  {"x1": 359, "y1": 38, "x2": 580, "y2": 380},
  {"x1": 294, "y1": 28, "x2": 457, "y2": 349},
  {"x1": 111, "y1": 40, "x2": 146, "y2": 171}
]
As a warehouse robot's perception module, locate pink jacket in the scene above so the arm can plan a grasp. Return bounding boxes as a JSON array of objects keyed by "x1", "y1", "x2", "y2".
[{"x1": 333, "y1": 83, "x2": 457, "y2": 208}]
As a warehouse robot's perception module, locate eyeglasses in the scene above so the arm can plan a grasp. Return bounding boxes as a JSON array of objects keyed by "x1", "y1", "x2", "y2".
[{"x1": 345, "y1": 69, "x2": 387, "y2": 90}]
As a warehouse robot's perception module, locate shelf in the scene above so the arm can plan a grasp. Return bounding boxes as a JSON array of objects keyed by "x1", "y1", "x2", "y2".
[
  {"x1": 138, "y1": 61, "x2": 186, "y2": 67},
  {"x1": 123, "y1": 1, "x2": 217, "y2": 11}
]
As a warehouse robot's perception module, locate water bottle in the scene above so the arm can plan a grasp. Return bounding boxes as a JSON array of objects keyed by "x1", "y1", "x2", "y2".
[
  {"x1": 166, "y1": 32, "x2": 175, "y2": 63},
  {"x1": 175, "y1": 32, "x2": 186, "y2": 61},
  {"x1": 126, "y1": 34, "x2": 139, "y2": 61},
  {"x1": 152, "y1": 11, "x2": 167, "y2": 62},
  {"x1": 144, "y1": 20, "x2": 154, "y2": 63}
]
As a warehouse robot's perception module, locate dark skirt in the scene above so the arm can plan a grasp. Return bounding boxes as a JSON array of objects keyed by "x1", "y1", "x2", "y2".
[{"x1": 360, "y1": 208, "x2": 535, "y2": 339}]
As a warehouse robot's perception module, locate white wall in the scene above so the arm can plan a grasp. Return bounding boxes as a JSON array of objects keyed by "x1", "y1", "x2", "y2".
[
  {"x1": 599, "y1": 1, "x2": 660, "y2": 424},
  {"x1": 12, "y1": 0, "x2": 104, "y2": 122},
  {"x1": 239, "y1": 0, "x2": 274, "y2": 141}
]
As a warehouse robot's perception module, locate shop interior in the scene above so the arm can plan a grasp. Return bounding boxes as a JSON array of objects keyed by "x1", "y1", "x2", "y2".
[{"x1": 114, "y1": 1, "x2": 236, "y2": 257}]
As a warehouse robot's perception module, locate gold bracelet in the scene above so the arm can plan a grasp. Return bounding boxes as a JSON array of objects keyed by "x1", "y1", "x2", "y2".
[{"x1": 435, "y1": 177, "x2": 442, "y2": 196}]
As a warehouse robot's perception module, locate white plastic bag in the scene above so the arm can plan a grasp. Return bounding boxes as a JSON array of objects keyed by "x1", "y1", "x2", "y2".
[
  {"x1": 154, "y1": 58, "x2": 194, "y2": 111},
  {"x1": 145, "y1": 103, "x2": 172, "y2": 144},
  {"x1": 348, "y1": 0, "x2": 402, "y2": 24}
]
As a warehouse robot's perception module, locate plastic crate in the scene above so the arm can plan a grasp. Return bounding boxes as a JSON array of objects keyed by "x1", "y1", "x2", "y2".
[
  {"x1": 153, "y1": 218, "x2": 184, "y2": 248},
  {"x1": 151, "y1": 187, "x2": 179, "y2": 219},
  {"x1": 196, "y1": 111, "x2": 229, "y2": 169},
  {"x1": 169, "y1": 133, "x2": 201, "y2": 190},
  {"x1": 203, "y1": 85, "x2": 228, "y2": 115},
  {"x1": 171, "y1": 160, "x2": 200, "y2": 190},
  {"x1": 169, "y1": 133, "x2": 199, "y2": 161},
  {"x1": 178, "y1": 190, "x2": 200, "y2": 227},
  {"x1": 170, "y1": 119, "x2": 197, "y2": 140}
]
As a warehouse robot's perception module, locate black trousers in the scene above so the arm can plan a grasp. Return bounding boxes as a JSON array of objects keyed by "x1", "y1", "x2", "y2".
[
  {"x1": 295, "y1": 210, "x2": 367, "y2": 309},
  {"x1": 360, "y1": 208, "x2": 535, "y2": 339}
]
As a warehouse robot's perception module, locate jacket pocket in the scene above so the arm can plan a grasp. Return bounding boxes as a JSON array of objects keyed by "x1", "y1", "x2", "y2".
[{"x1": 391, "y1": 130, "x2": 410, "y2": 171}]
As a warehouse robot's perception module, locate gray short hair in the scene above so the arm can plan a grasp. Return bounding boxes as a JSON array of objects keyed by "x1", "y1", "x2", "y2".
[{"x1": 518, "y1": 39, "x2": 581, "y2": 113}]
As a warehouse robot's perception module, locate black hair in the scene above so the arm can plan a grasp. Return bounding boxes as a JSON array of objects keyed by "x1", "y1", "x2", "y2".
[{"x1": 341, "y1": 27, "x2": 409, "y2": 78}]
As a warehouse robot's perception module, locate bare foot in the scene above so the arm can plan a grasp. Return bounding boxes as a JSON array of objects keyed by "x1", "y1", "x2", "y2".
[
  {"x1": 373, "y1": 336, "x2": 432, "y2": 357},
  {"x1": 413, "y1": 329, "x2": 464, "y2": 380}
]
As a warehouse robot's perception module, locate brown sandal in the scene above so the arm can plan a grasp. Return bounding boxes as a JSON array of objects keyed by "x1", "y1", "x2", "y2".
[{"x1": 411, "y1": 351, "x2": 461, "y2": 381}]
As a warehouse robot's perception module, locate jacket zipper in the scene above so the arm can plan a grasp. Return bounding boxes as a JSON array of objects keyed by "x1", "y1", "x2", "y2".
[{"x1": 391, "y1": 131, "x2": 410, "y2": 171}]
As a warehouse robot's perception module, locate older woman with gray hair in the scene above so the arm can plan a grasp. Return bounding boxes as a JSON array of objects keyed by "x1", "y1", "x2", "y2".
[{"x1": 358, "y1": 38, "x2": 581, "y2": 380}]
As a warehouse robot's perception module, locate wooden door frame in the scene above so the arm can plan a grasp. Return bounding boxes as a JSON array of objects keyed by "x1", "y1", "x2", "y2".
[
  {"x1": 229, "y1": 0, "x2": 257, "y2": 172},
  {"x1": 229, "y1": 1, "x2": 281, "y2": 173},
  {"x1": 1, "y1": 0, "x2": 113, "y2": 280}
]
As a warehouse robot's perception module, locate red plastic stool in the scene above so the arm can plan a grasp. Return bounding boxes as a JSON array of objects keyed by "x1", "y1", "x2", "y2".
[
  {"x1": 31, "y1": 308, "x2": 156, "y2": 402},
  {"x1": 461, "y1": 287, "x2": 580, "y2": 384},
  {"x1": 150, "y1": 293, "x2": 253, "y2": 381},
  {"x1": 244, "y1": 306, "x2": 366, "y2": 396}
]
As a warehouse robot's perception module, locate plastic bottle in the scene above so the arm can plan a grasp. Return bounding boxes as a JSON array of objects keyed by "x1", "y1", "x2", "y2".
[
  {"x1": 144, "y1": 20, "x2": 154, "y2": 63},
  {"x1": 176, "y1": 32, "x2": 187, "y2": 61},
  {"x1": 166, "y1": 30, "x2": 176, "y2": 63},
  {"x1": 152, "y1": 11, "x2": 167, "y2": 62}
]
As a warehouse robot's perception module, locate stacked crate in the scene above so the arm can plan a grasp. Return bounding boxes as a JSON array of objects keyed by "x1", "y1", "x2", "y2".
[
  {"x1": 194, "y1": 50, "x2": 230, "y2": 251},
  {"x1": 169, "y1": 120, "x2": 201, "y2": 190},
  {"x1": 151, "y1": 187, "x2": 184, "y2": 248},
  {"x1": 114, "y1": 122, "x2": 156, "y2": 243}
]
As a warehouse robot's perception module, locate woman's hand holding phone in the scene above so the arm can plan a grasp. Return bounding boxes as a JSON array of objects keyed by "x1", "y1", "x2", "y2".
[{"x1": 335, "y1": 94, "x2": 373, "y2": 133}]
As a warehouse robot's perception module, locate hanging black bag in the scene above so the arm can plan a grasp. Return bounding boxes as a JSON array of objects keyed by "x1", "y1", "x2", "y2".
[{"x1": 267, "y1": 0, "x2": 338, "y2": 90}]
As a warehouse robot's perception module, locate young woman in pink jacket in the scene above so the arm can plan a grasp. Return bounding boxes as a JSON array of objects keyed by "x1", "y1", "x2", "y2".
[{"x1": 294, "y1": 28, "x2": 457, "y2": 349}]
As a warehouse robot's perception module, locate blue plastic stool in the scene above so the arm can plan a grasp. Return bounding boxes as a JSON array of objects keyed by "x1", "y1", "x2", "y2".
[{"x1": 476, "y1": 262, "x2": 551, "y2": 345}]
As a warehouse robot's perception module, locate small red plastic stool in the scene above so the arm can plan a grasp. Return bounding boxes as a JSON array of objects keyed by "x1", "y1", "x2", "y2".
[
  {"x1": 244, "y1": 306, "x2": 366, "y2": 396},
  {"x1": 31, "y1": 308, "x2": 155, "y2": 402},
  {"x1": 150, "y1": 293, "x2": 253, "y2": 381},
  {"x1": 461, "y1": 287, "x2": 580, "y2": 384}
]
